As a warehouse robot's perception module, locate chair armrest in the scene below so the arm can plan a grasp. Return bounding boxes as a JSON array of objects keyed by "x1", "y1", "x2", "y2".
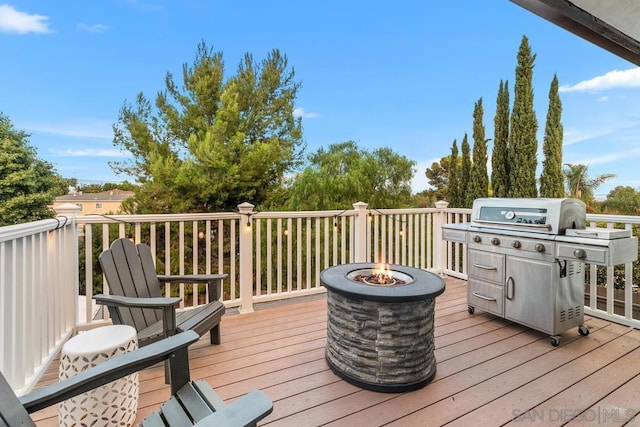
[
  {"x1": 157, "y1": 274, "x2": 227, "y2": 301},
  {"x1": 94, "y1": 294, "x2": 182, "y2": 309},
  {"x1": 157, "y1": 274, "x2": 227, "y2": 283},
  {"x1": 20, "y1": 331, "x2": 199, "y2": 413}
]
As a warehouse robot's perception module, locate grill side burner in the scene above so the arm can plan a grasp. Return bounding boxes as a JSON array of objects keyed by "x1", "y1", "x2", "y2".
[{"x1": 443, "y1": 198, "x2": 638, "y2": 347}]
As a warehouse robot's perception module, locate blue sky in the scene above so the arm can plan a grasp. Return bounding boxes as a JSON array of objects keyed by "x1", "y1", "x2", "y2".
[{"x1": 1, "y1": 1, "x2": 639, "y2": 199}]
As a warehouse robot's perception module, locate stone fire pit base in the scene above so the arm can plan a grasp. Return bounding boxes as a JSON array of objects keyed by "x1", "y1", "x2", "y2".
[{"x1": 322, "y1": 263, "x2": 445, "y2": 393}]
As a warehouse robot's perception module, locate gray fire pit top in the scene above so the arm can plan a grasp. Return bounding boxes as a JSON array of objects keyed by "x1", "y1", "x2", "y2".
[{"x1": 321, "y1": 263, "x2": 445, "y2": 303}]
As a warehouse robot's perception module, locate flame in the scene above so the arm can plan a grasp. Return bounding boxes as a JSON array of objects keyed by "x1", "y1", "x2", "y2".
[
  {"x1": 372, "y1": 263, "x2": 391, "y2": 276},
  {"x1": 371, "y1": 263, "x2": 395, "y2": 285}
]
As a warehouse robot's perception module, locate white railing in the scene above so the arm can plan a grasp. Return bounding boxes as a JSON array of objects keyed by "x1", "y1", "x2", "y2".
[
  {"x1": 75, "y1": 202, "x2": 442, "y2": 318},
  {"x1": 583, "y1": 214, "x2": 640, "y2": 329},
  {"x1": 3, "y1": 200, "x2": 640, "y2": 394},
  {"x1": 0, "y1": 214, "x2": 77, "y2": 395}
]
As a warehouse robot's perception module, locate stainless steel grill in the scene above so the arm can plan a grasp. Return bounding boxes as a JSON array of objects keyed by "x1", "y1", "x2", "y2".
[{"x1": 443, "y1": 198, "x2": 638, "y2": 346}]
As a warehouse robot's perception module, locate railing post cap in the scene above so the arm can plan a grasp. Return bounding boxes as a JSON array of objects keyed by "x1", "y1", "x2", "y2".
[
  {"x1": 237, "y1": 202, "x2": 255, "y2": 213},
  {"x1": 353, "y1": 201, "x2": 368, "y2": 209},
  {"x1": 435, "y1": 200, "x2": 449, "y2": 209},
  {"x1": 54, "y1": 203, "x2": 82, "y2": 216}
]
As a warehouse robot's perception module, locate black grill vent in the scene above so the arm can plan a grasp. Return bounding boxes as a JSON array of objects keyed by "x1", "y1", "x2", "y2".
[
  {"x1": 567, "y1": 262, "x2": 582, "y2": 276},
  {"x1": 560, "y1": 306, "x2": 579, "y2": 322}
]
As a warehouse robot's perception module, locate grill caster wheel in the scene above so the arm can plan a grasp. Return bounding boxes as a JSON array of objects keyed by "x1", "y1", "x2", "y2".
[
  {"x1": 578, "y1": 325, "x2": 589, "y2": 336},
  {"x1": 550, "y1": 336, "x2": 560, "y2": 347},
  {"x1": 468, "y1": 306, "x2": 475, "y2": 314}
]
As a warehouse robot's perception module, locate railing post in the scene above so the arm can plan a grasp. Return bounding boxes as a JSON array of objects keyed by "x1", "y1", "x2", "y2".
[
  {"x1": 434, "y1": 200, "x2": 449, "y2": 275},
  {"x1": 353, "y1": 201, "x2": 368, "y2": 262},
  {"x1": 238, "y1": 202, "x2": 255, "y2": 313},
  {"x1": 53, "y1": 203, "x2": 81, "y2": 327}
]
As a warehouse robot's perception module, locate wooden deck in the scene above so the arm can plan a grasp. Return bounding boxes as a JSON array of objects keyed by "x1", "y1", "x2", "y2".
[{"x1": 31, "y1": 277, "x2": 640, "y2": 426}]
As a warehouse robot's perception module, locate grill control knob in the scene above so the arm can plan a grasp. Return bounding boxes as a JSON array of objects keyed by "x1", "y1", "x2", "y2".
[
  {"x1": 511, "y1": 240, "x2": 521, "y2": 249},
  {"x1": 473, "y1": 235, "x2": 481, "y2": 243},
  {"x1": 534, "y1": 243, "x2": 546, "y2": 253},
  {"x1": 491, "y1": 237, "x2": 500, "y2": 245},
  {"x1": 573, "y1": 249, "x2": 587, "y2": 260}
]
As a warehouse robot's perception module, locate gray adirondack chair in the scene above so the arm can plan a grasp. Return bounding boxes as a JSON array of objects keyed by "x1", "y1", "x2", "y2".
[
  {"x1": 94, "y1": 238, "x2": 226, "y2": 347},
  {"x1": 0, "y1": 331, "x2": 273, "y2": 427}
]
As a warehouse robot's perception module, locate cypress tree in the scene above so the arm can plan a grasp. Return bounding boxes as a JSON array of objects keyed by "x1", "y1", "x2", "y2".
[
  {"x1": 449, "y1": 140, "x2": 460, "y2": 207},
  {"x1": 460, "y1": 133, "x2": 473, "y2": 207},
  {"x1": 470, "y1": 98, "x2": 489, "y2": 200},
  {"x1": 492, "y1": 80, "x2": 510, "y2": 197},
  {"x1": 539, "y1": 74, "x2": 565, "y2": 198},
  {"x1": 508, "y1": 36, "x2": 538, "y2": 197}
]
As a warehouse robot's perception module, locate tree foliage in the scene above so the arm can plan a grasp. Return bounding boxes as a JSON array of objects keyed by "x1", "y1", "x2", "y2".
[
  {"x1": 460, "y1": 134, "x2": 473, "y2": 207},
  {"x1": 601, "y1": 186, "x2": 640, "y2": 215},
  {"x1": 470, "y1": 98, "x2": 489, "y2": 200},
  {"x1": 424, "y1": 156, "x2": 451, "y2": 202},
  {"x1": 492, "y1": 80, "x2": 510, "y2": 197},
  {"x1": 508, "y1": 36, "x2": 538, "y2": 197},
  {"x1": 563, "y1": 163, "x2": 615, "y2": 207},
  {"x1": 111, "y1": 41, "x2": 304, "y2": 213},
  {"x1": 77, "y1": 181, "x2": 137, "y2": 193},
  {"x1": 286, "y1": 141, "x2": 415, "y2": 210},
  {"x1": 448, "y1": 140, "x2": 460, "y2": 207},
  {"x1": 0, "y1": 113, "x2": 65, "y2": 226},
  {"x1": 539, "y1": 74, "x2": 565, "y2": 198}
]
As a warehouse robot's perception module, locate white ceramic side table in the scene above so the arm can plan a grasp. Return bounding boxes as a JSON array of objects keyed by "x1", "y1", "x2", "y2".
[{"x1": 58, "y1": 325, "x2": 139, "y2": 427}]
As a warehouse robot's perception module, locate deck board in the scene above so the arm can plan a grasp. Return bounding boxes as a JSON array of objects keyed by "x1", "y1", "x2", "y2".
[{"x1": 30, "y1": 277, "x2": 640, "y2": 426}]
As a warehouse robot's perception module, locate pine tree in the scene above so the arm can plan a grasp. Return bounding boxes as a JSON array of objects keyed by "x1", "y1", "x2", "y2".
[
  {"x1": 539, "y1": 74, "x2": 565, "y2": 198},
  {"x1": 508, "y1": 36, "x2": 538, "y2": 197},
  {"x1": 470, "y1": 98, "x2": 489, "y2": 200},
  {"x1": 449, "y1": 140, "x2": 460, "y2": 207},
  {"x1": 492, "y1": 80, "x2": 510, "y2": 197},
  {"x1": 460, "y1": 133, "x2": 473, "y2": 207},
  {"x1": 112, "y1": 42, "x2": 304, "y2": 213}
]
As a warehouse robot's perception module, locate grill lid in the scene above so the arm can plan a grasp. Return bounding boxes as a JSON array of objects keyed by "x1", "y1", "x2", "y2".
[{"x1": 471, "y1": 198, "x2": 586, "y2": 235}]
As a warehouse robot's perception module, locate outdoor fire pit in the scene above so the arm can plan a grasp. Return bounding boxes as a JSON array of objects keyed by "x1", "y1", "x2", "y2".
[{"x1": 321, "y1": 263, "x2": 445, "y2": 392}]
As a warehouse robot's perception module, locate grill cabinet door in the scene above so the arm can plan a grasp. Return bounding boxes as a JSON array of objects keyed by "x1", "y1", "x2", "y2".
[{"x1": 504, "y1": 256, "x2": 554, "y2": 334}]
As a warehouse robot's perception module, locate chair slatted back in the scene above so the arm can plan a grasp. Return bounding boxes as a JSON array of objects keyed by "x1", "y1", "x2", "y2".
[{"x1": 99, "y1": 239, "x2": 163, "y2": 332}]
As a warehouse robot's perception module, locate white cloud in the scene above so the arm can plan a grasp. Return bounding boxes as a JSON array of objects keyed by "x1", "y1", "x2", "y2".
[
  {"x1": 563, "y1": 118, "x2": 640, "y2": 145},
  {"x1": 559, "y1": 67, "x2": 640, "y2": 93},
  {"x1": 55, "y1": 148, "x2": 126, "y2": 157},
  {"x1": 0, "y1": 4, "x2": 51, "y2": 34},
  {"x1": 21, "y1": 120, "x2": 113, "y2": 139},
  {"x1": 570, "y1": 148, "x2": 640, "y2": 166},
  {"x1": 77, "y1": 23, "x2": 109, "y2": 33},
  {"x1": 563, "y1": 127, "x2": 616, "y2": 146},
  {"x1": 293, "y1": 108, "x2": 319, "y2": 119}
]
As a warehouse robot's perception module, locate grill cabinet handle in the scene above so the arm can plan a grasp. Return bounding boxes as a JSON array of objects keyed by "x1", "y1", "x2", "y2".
[
  {"x1": 472, "y1": 292, "x2": 497, "y2": 302},
  {"x1": 572, "y1": 231, "x2": 597, "y2": 237},
  {"x1": 473, "y1": 264, "x2": 498, "y2": 271},
  {"x1": 506, "y1": 276, "x2": 514, "y2": 300}
]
